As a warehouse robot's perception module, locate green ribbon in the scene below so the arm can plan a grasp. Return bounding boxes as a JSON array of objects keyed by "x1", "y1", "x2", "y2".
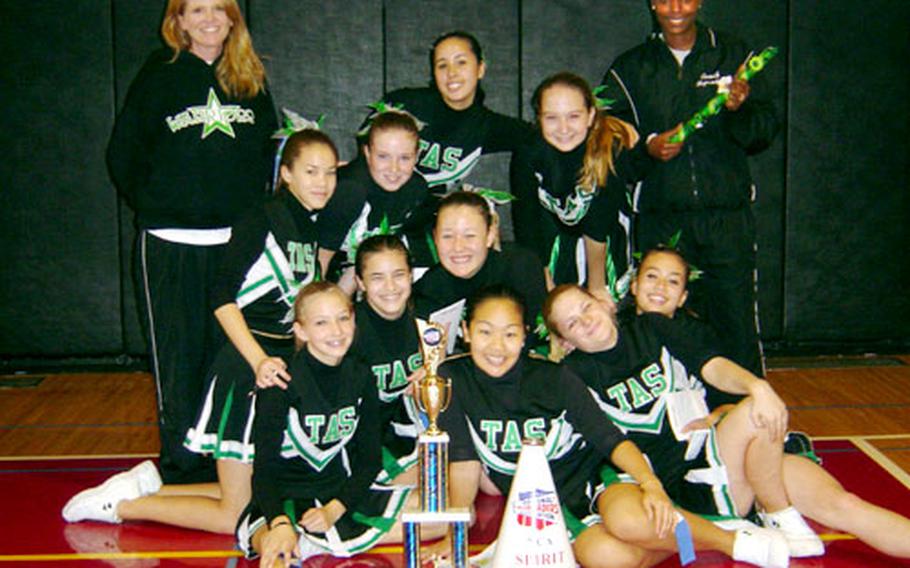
[
  {"x1": 669, "y1": 46, "x2": 778, "y2": 143},
  {"x1": 592, "y1": 85, "x2": 616, "y2": 110}
]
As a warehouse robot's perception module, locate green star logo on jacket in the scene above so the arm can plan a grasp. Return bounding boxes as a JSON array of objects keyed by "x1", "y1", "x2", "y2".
[
  {"x1": 165, "y1": 87, "x2": 256, "y2": 139},
  {"x1": 201, "y1": 88, "x2": 236, "y2": 139}
]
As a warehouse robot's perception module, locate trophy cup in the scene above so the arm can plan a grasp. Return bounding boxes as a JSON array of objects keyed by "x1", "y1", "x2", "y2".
[{"x1": 402, "y1": 320, "x2": 471, "y2": 568}]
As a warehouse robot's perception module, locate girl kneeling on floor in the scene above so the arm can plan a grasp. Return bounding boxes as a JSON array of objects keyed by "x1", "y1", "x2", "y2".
[{"x1": 239, "y1": 282, "x2": 442, "y2": 567}]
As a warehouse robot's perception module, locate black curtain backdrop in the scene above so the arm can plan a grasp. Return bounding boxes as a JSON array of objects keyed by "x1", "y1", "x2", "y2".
[{"x1": 1, "y1": 0, "x2": 907, "y2": 361}]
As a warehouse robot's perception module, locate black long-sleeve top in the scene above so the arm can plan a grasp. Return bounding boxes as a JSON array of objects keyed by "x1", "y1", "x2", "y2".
[
  {"x1": 252, "y1": 348, "x2": 380, "y2": 523},
  {"x1": 210, "y1": 190, "x2": 320, "y2": 334},
  {"x1": 374, "y1": 87, "x2": 532, "y2": 193},
  {"x1": 437, "y1": 355, "x2": 627, "y2": 514}
]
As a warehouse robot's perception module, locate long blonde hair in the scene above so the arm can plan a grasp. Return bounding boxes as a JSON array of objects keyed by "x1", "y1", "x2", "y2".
[
  {"x1": 532, "y1": 72, "x2": 638, "y2": 192},
  {"x1": 161, "y1": 0, "x2": 266, "y2": 99}
]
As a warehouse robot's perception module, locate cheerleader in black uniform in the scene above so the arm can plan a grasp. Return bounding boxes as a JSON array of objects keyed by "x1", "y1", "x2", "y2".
[
  {"x1": 435, "y1": 286, "x2": 678, "y2": 567},
  {"x1": 627, "y1": 248, "x2": 910, "y2": 560},
  {"x1": 369, "y1": 31, "x2": 531, "y2": 194},
  {"x1": 512, "y1": 72, "x2": 644, "y2": 301},
  {"x1": 350, "y1": 235, "x2": 425, "y2": 485},
  {"x1": 238, "y1": 282, "x2": 441, "y2": 566},
  {"x1": 412, "y1": 191, "x2": 547, "y2": 350},
  {"x1": 367, "y1": 31, "x2": 532, "y2": 266},
  {"x1": 317, "y1": 111, "x2": 433, "y2": 290},
  {"x1": 63, "y1": 129, "x2": 337, "y2": 535},
  {"x1": 545, "y1": 284, "x2": 831, "y2": 565}
]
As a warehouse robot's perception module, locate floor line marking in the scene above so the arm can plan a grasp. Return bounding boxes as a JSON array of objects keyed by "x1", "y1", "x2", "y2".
[
  {"x1": 0, "y1": 543, "x2": 491, "y2": 561},
  {"x1": 0, "y1": 454, "x2": 157, "y2": 462},
  {"x1": 850, "y1": 437, "x2": 910, "y2": 490},
  {"x1": 812, "y1": 434, "x2": 910, "y2": 442},
  {"x1": 787, "y1": 403, "x2": 910, "y2": 410},
  {"x1": 0, "y1": 422, "x2": 156, "y2": 431},
  {"x1": 0, "y1": 550, "x2": 242, "y2": 561}
]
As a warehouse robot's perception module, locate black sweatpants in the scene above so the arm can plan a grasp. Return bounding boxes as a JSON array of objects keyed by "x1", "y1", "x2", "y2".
[
  {"x1": 636, "y1": 206, "x2": 763, "y2": 407},
  {"x1": 138, "y1": 231, "x2": 225, "y2": 484}
]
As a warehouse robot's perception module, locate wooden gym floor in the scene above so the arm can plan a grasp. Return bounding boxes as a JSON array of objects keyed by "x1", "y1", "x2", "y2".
[{"x1": 1, "y1": 355, "x2": 909, "y2": 566}]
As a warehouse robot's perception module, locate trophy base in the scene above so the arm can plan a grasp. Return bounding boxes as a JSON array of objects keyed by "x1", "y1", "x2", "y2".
[{"x1": 402, "y1": 507, "x2": 472, "y2": 568}]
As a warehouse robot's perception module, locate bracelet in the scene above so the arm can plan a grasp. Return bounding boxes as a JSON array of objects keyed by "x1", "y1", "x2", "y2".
[{"x1": 270, "y1": 520, "x2": 292, "y2": 530}]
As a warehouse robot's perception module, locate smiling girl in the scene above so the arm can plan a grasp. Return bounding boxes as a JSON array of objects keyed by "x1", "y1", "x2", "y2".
[
  {"x1": 512, "y1": 72, "x2": 644, "y2": 301},
  {"x1": 349, "y1": 235, "x2": 426, "y2": 485},
  {"x1": 240, "y1": 282, "x2": 416, "y2": 566},
  {"x1": 412, "y1": 191, "x2": 546, "y2": 350},
  {"x1": 435, "y1": 286, "x2": 693, "y2": 567},
  {"x1": 368, "y1": 31, "x2": 530, "y2": 194}
]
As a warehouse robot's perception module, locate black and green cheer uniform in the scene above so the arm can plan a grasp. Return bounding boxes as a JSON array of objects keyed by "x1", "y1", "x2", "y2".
[
  {"x1": 600, "y1": 25, "x2": 779, "y2": 379},
  {"x1": 184, "y1": 190, "x2": 320, "y2": 463},
  {"x1": 563, "y1": 312, "x2": 741, "y2": 518},
  {"x1": 108, "y1": 47, "x2": 277, "y2": 483},
  {"x1": 238, "y1": 349, "x2": 410, "y2": 558},
  {"x1": 316, "y1": 156, "x2": 433, "y2": 277},
  {"x1": 436, "y1": 355, "x2": 627, "y2": 527},
  {"x1": 412, "y1": 247, "x2": 547, "y2": 350},
  {"x1": 511, "y1": 133, "x2": 634, "y2": 299},
  {"x1": 377, "y1": 87, "x2": 531, "y2": 194},
  {"x1": 368, "y1": 87, "x2": 531, "y2": 265},
  {"x1": 350, "y1": 301, "x2": 425, "y2": 483}
]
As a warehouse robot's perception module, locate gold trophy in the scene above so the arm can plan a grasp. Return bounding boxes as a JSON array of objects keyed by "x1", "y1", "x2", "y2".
[
  {"x1": 403, "y1": 320, "x2": 470, "y2": 568},
  {"x1": 415, "y1": 321, "x2": 451, "y2": 436}
]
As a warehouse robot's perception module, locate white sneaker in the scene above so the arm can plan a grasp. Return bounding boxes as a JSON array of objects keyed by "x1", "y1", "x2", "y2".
[
  {"x1": 732, "y1": 525, "x2": 790, "y2": 568},
  {"x1": 61, "y1": 466, "x2": 148, "y2": 523},
  {"x1": 127, "y1": 460, "x2": 162, "y2": 496},
  {"x1": 759, "y1": 506, "x2": 825, "y2": 558}
]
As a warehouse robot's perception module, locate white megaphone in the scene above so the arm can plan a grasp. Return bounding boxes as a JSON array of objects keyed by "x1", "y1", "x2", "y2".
[{"x1": 483, "y1": 438, "x2": 576, "y2": 568}]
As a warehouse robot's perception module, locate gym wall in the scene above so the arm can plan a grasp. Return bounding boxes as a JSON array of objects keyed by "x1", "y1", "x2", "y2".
[{"x1": 0, "y1": 0, "x2": 906, "y2": 362}]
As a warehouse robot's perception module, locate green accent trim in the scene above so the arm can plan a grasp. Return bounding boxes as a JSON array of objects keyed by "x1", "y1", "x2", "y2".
[
  {"x1": 425, "y1": 231, "x2": 439, "y2": 264},
  {"x1": 548, "y1": 235, "x2": 561, "y2": 278},
  {"x1": 561, "y1": 505, "x2": 587, "y2": 539},
  {"x1": 425, "y1": 152, "x2": 481, "y2": 187},
  {"x1": 380, "y1": 446, "x2": 406, "y2": 481},
  {"x1": 238, "y1": 274, "x2": 274, "y2": 298},
  {"x1": 352, "y1": 511, "x2": 395, "y2": 533},
  {"x1": 609, "y1": 405, "x2": 667, "y2": 434},
  {"x1": 288, "y1": 428, "x2": 339, "y2": 470},
  {"x1": 213, "y1": 383, "x2": 235, "y2": 459},
  {"x1": 264, "y1": 248, "x2": 291, "y2": 294},
  {"x1": 603, "y1": 235, "x2": 618, "y2": 300},
  {"x1": 346, "y1": 488, "x2": 411, "y2": 553},
  {"x1": 707, "y1": 430, "x2": 738, "y2": 516},
  {"x1": 283, "y1": 499, "x2": 298, "y2": 526}
]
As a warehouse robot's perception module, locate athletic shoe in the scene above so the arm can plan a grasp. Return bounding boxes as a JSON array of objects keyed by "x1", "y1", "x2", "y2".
[
  {"x1": 759, "y1": 506, "x2": 825, "y2": 558},
  {"x1": 731, "y1": 524, "x2": 790, "y2": 568},
  {"x1": 62, "y1": 468, "x2": 145, "y2": 523},
  {"x1": 127, "y1": 460, "x2": 163, "y2": 496}
]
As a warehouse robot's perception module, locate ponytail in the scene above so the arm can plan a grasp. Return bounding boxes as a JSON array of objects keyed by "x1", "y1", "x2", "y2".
[{"x1": 579, "y1": 113, "x2": 637, "y2": 191}]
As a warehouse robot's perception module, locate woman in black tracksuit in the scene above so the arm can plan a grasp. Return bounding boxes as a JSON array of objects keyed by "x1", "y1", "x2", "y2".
[
  {"x1": 106, "y1": 0, "x2": 277, "y2": 484},
  {"x1": 597, "y1": 0, "x2": 778, "y2": 380}
]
